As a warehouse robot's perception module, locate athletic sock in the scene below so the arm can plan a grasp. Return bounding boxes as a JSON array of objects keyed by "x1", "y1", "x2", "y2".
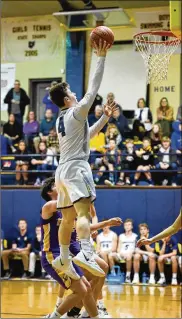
[
  {"x1": 126, "y1": 271, "x2": 131, "y2": 277},
  {"x1": 55, "y1": 297, "x2": 62, "y2": 309},
  {"x1": 67, "y1": 307, "x2": 81, "y2": 317},
  {"x1": 80, "y1": 238, "x2": 93, "y2": 258},
  {"x1": 160, "y1": 272, "x2": 165, "y2": 278},
  {"x1": 60, "y1": 244, "x2": 69, "y2": 260},
  {"x1": 97, "y1": 299, "x2": 105, "y2": 309},
  {"x1": 150, "y1": 273, "x2": 155, "y2": 279},
  {"x1": 172, "y1": 273, "x2": 177, "y2": 279}
]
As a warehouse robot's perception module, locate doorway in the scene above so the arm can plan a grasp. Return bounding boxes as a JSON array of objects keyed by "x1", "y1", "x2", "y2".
[{"x1": 29, "y1": 78, "x2": 62, "y2": 121}]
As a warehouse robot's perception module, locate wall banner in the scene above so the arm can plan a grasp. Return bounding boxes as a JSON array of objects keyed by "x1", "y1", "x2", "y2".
[
  {"x1": 2, "y1": 16, "x2": 62, "y2": 62},
  {"x1": 1, "y1": 64, "x2": 16, "y2": 111}
]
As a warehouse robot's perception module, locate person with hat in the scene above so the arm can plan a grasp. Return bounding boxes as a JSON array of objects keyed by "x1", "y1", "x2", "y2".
[{"x1": 42, "y1": 81, "x2": 59, "y2": 119}]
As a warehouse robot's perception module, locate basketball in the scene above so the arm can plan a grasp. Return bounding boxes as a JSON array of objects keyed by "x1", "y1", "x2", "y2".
[{"x1": 90, "y1": 26, "x2": 114, "y2": 48}]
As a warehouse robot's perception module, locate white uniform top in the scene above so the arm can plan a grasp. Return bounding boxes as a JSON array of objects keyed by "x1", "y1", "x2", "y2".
[
  {"x1": 97, "y1": 231, "x2": 116, "y2": 252},
  {"x1": 56, "y1": 57, "x2": 109, "y2": 165},
  {"x1": 119, "y1": 233, "x2": 137, "y2": 253}
]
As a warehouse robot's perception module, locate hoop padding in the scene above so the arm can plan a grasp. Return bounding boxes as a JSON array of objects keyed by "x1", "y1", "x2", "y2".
[{"x1": 134, "y1": 31, "x2": 181, "y2": 84}]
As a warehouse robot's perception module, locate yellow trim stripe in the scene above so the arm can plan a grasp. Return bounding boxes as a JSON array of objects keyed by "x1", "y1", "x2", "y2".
[{"x1": 43, "y1": 224, "x2": 50, "y2": 252}]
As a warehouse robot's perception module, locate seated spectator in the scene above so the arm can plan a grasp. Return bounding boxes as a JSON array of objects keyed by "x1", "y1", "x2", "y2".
[
  {"x1": 109, "y1": 106, "x2": 129, "y2": 138},
  {"x1": 105, "y1": 123, "x2": 122, "y2": 147},
  {"x1": 3, "y1": 113, "x2": 22, "y2": 150},
  {"x1": 42, "y1": 81, "x2": 59, "y2": 119},
  {"x1": 156, "y1": 97, "x2": 174, "y2": 137},
  {"x1": 132, "y1": 137, "x2": 154, "y2": 186},
  {"x1": 171, "y1": 121, "x2": 182, "y2": 167},
  {"x1": 88, "y1": 105, "x2": 105, "y2": 131},
  {"x1": 118, "y1": 139, "x2": 136, "y2": 186},
  {"x1": 150, "y1": 123, "x2": 162, "y2": 153},
  {"x1": 31, "y1": 141, "x2": 58, "y2": 186},
  {"x1": 94, "y1": 139, "x2": 121, "y2": 186},
  {"x1": 1, "y1": 219, "x2": 31, "y2": 279},
  {"x1": 1, "y1": 123, "x2": 15, "y2": 154},
  {"x1": 157, "y1": 235, "x2": 178, "y2": 285},
  {"x1": 23, "y1": 111, "x2": 39, "y2": 152},
  {"x1": 109, "y1": 219, "x2": 137, "y2": 283},
  {"x1": 107, "y1": 92, "x2": 122, "y2": 110},
  {"x1": 15, "y1": 140, "x2": 30, "y2": 185},
  {"x1": 29, "y1": 226, "x2": 48, "y2": 279},
  {"x1": 176, "y1": 104, "x2": 182, "y2": 121},
  {"x1": 34, "y1": 109, "x2": 56, "y2": 153},
  {"x1": 46, "y1": 128, "x2": 59, "y2": 155},
  {"x1": 90, "y1": 93, "x2": 103, "y2": 114},
  {"x1": 89, "y1": 131, "x2": 105, "y2": 168},
  {"x1": 1, "y1": 230, "x2": 9, "y2": 278},
  {"x1": 96, "y1": 224, "x2": 118, "y2": 272},
  {"x1": 134, "y1": 98, "x2": 153, "y2": 135},
  {"x1": 155, "y1": 136, "x2": 177, "y2": 186},
  {"x1": 132, "y1": 223, "x2": 156, "y2": 284}
]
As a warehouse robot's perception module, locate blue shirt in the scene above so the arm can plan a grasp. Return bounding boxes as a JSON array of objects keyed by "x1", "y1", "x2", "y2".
[
  {"x1": 159, "y1": 236, "x2": 178, "y2": 254},
  {"x1": 12, "y1": 231, "x2": 32, "y2": 248},
  {"x1": 40, "y1": 118, "x2": 56, "y2": 136}
]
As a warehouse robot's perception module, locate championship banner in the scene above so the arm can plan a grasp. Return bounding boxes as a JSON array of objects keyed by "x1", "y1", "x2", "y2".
[
  {"x1": 2, "y1": 16, "x2": 62, "y2": 62},
  {"x1": 1, "y1": 64, "x2": 16, "y2": 111},
  {"x1": 134, "y1": 9, "x2": 170, "y2": 32}
]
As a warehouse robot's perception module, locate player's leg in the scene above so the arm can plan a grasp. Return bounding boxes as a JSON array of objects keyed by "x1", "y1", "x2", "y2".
[
  {"x1": 157, "y1": 256, "x2": 166, "y2": 284},
  {"x1": 29, "y1": 251, "x2": 36, "y2": 277},
  {"x1": 122, "y1": 252, "x2": 133, "y2": 283},
  {"x1": 132, "y1": 253, "x2": 142, "y2": 284},
  {"x1": 148, "y1": 255, "x2": 156, "y2": 284},
  {"x1": 171, "y1": 256, "x2": 178, "y2": 285},
  {"x1": 73, "y1": 198, "x2": 105, "y2": 277},
  {"x1": 99, "y1": 251, "x2": 110, "y2": 266},
  {"x1": 108, "y1": 252, "x2": 118, "y2": 275}
]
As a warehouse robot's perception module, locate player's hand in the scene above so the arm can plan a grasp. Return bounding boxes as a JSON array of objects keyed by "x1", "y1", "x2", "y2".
[
  {"x1": 93, "y1": 39, "x2": 110, "y2": 57},
  {"x1": 91, "y1": 230, "x2": 98, "y2": 239},
  {"x1": 137, "y1": 237, "x2": 152, "y2": 247},
  {"x1": 103, "y1": 100, "x2": 117, "y2": 117},
  {"x1": 108, "y1": 217, "x2": 122, "y2": 227}
]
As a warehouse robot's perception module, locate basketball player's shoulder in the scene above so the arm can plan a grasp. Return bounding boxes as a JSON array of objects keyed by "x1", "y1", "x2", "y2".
[{"x1": 133, "y1": 232, "x2": 138, "y2": 239}]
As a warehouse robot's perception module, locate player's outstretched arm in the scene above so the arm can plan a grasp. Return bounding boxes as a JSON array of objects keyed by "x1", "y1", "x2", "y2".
[
  {"x1": 137, "y1": 211, "x2": 182, "y2": 247},
  {"x1": 90, "y1": 217, "x2": 122, "y2": 232},
  {"x1": 74, "y1": 39, "x2": 110, "y2": 121},
  {"x1": 89, "y1": 100, "x2": 117, "y2": 139}
]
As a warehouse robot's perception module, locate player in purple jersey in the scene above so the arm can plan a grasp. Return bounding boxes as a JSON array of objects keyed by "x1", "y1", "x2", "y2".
[{"x1": 40, "y1": 177, "x2": 122, "y2": 318}]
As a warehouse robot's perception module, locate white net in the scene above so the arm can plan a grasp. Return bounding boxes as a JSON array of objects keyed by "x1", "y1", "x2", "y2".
[{"x1": 134, "y1": 32, "x2": 181, "y2": 84}]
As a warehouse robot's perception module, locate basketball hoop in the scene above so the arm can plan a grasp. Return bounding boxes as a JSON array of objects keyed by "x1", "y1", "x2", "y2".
[{"x1": 133, "y1": 30, "x2": 181, "y2": 84}]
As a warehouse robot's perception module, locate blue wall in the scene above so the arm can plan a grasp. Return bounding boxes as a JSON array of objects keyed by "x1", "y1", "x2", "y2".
[{"x1": 1, "y1": 189, "x2": 181, "y2": 240}]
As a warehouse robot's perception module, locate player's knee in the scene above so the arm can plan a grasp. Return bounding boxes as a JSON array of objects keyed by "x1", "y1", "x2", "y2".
[
  {"x1": 171, "y1": 256, "x2": 177, "y2": 262},
  {"x1": 158, "y1": 256, "x2": 164, "y2": 263},
  {"x1": 134, "y1": 253, "x2": 140, "y2": 260},
  {"x1": 30, "y1": 252, "x2": 35, "y2": 258}
]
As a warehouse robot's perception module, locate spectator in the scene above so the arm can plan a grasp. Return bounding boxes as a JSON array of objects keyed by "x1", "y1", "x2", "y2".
[
  {"x1": 157, "y1": 235, "x2": 178, "y2": 285},
  {"x1": 4, "y1": 80, "x2": 30, "y2": 125},
  {"x1": 90, "y1": 93, "x2": 103, "y2": 114},
  {"x1": 3, "y1": 114, "x2": 22, "y2": 149},
  {"x1": 176, "y1": 105, "x2": 182, "y2": 121},
  {"x1": 88, "y1": 105, "x2": 105, "y2": 132},
  {"x1": 132, "y1": 137, "x2": 154, "y2": 186},
  {"x1": 171, "y1": 121, "x2": 182, "y2": 155},
  {"x1": 155, "y1": 136, "x2": 177, "y2": 186},
  {"x1": 46, "y1": 128, "x2": 59, "y2": 155},
  {"x1": 15, "y1": 140, "x2": 29, "y2": 185},
  {"x1": 34, "y1": 109, "x2": 56, "y2": 153},
  {"x1": 109, "y1": 219, "x2": 137, "y2": 283},
  {"x1": 29, "y1": 226, "x2": 48, "y2": 279},
  {"x1": 96, "y1": 224, "x2": 118, "y2": 272},
  {"x1": 95, "y1": 139, "x2": 121, "y2": 186},
  {"x1": 105, "y1": 123, "x2": 122, "y2": 147},
  {"x1": 150, "y1": 123, "x2": 162, "y2": 153},
  {"x1": 134, "y1": 98, "x2": 153, "y2": 135},
  {"x1": 31, "y1": 141, "x2": 58, "y2": 186},
  {"x1": 107, "y1": 92, "x2": 122, "y2": 110},
  {"x1": 89, "y1": 131, "x2": 105, "y2": 168},
  {"x1": 1, "y1": 123, "x2": 15, "y2": 154},
  {"x1": 109, "y1": 107, "x2": 129, "y2": 138},
  {"x1": 1, "y1": 219, "x2": 31, "y2": 279},
  {"x1": 42, "y1": 81, "x2": 59, "y2": 119},
  {"x1": 118, "y1": 139, "x2": 136, "y2": 186},
  {"x1": 23, "y1": 111, "x2": 39, "y2": 152},
  {"x1": 132, "y1": 223, "x2": 156, "y2": 284},
  {"x1": 156, "y1": 97, "x2": 174, "y2": 137}
]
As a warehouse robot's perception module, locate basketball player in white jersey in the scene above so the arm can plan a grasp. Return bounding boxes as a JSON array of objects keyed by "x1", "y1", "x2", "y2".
[
  {"x1": 109, "y1": 219, "x2": 137, "y2": 283},
  {"x1": 96, "y1": 224, "x2": 118, "y2": 270},
  {"x1": 49, "y1": 39, "x2": 117, "y2": 279}
]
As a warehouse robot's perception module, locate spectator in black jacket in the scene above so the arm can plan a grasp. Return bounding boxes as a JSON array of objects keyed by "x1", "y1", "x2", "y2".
[
  {"x1": 3, "y1": 114, "x2": 22, "y2": 148},
  {"x1": 155, "y1": 136, "x2": 178, "y2": 186},
  {"x1": 4, "y1": 80, "x2": 30, "y2": 125},
  {"x1": 15, "y1": 140, "x2": 30, "y2": 185},
  {"x1": 117, "y1": 139, "x2": 136, "y2": 186},
  {"x1": 109, "y1": 106, "x2": 129, "y2": 138},
  {"x1": 29, "y1": 226, "x2": 48, "y2": 279},
  {"x1": 132, "y1": 137, "x2": 154, "y2": 186}
]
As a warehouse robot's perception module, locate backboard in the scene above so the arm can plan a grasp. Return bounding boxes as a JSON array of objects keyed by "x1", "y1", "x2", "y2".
[{"x1": 170, "y1": 1, "x2": 181, "y2": 40}]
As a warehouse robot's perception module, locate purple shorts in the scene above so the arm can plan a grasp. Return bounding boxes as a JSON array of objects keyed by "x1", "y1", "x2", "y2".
[
  {"x1": 41, "y1": 251, "x2": 83, "y2": 290},
  {"x1": 70, "y1": 241, "x2": 80, "y2": 256}
]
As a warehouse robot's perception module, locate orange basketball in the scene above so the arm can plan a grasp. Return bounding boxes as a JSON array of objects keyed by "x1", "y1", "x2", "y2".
[{"x1": 90, "y1": 26, "x2": 114, "y2": 48}]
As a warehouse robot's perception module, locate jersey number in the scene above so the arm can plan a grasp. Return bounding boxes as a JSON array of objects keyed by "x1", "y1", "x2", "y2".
[
  {"x1": 125, "y1": 245, "x2": 129, "y2": 250},
  {"x1": 58, "y1": 116, "x2": 66, "y2": 137}
]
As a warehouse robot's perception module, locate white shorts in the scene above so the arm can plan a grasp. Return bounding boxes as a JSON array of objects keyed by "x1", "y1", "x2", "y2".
[
  {"x1": 55, "y1": 160, "x2": 96, "y2": 209},
  {"x1": 178, "y1": 256, "x2": 182, "y2": 266}
]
